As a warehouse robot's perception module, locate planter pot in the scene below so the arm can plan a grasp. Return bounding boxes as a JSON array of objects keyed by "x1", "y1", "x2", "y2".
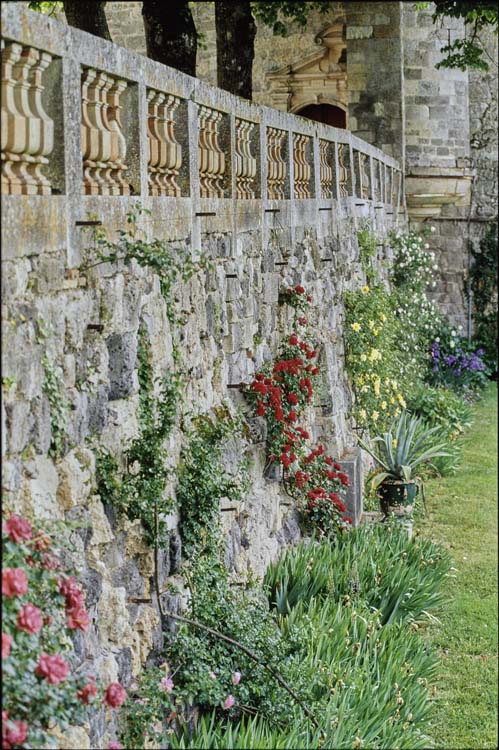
[{"x1": 377, "y1": 480, "x2": 418, "y2": 517}]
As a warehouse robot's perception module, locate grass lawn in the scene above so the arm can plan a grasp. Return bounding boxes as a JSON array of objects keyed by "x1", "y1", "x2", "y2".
[{"x1": 417, "y1": 382, "x2": 498, "y2": 749}]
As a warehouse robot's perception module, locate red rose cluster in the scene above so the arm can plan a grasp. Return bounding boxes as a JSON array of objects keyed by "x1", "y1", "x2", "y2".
[
  {"x1": 246, "y1": 288, "x2": 352, "y2": 536},
  {"x1": 2, "y1": 512, "x2": 127, "y2": 748}
]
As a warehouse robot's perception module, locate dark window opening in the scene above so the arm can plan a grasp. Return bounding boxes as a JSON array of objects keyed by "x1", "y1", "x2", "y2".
[{"x1": 296, "y1": 103, "x2": 346, "y2": 129}]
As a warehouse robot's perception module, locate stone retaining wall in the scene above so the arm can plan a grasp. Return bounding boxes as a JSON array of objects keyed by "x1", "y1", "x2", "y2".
[{"x1": 1, "y1": 4, "x2": 402, "y2": 747}]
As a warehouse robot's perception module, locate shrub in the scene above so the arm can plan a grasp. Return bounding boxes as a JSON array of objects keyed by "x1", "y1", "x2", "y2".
[
  {"x1": 428, "y1": 334, "x2": 489, "y2": 399},
  {"x1": 2, "y1": 512, "x2": 126, "y2": 749},
  {"x1": 468, "y1": 222, "x2": 498, "y2": 373}
]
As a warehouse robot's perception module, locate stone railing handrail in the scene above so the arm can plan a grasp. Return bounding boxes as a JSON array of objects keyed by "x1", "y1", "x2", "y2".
[{"x1": 2, "y1": 1, "x2": 403, "y2": 260}]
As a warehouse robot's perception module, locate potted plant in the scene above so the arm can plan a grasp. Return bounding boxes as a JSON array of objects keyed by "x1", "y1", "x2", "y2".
[{"x1": 358, "y1": 411, "x2": 450, "y2": 517}]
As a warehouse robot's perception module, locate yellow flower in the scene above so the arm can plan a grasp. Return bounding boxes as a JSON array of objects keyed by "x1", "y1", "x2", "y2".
[
  {"x1": 381, "y1": 400, "x2": 387, "y2": 410},
  {"x1": 357, "y1": 375, "x2": 364, "y2": 385},
  {"x1": 351, "y1": 322, "x2": 361, "y2": 332},
  {"x1": 373, "y1": 377, "x2": 381, "y2": 397},
  {"x1": 392, "y1": 438, "x2": 397, "y2": 448},
  {"x1": 372, "y1": 411, "x2": 379, "y2": 421},
  {"x1": 368, "y1": 320, "x2": 375, "y2": 329},
  {"x1": 390, "y1": 396, "x2": 395, "y2": 405},
  {"x1": 368, "y1": 348, "x2": 382, "y2": 363},
  {"x1": 372, "y1": 328, "x2": 379, "y2": 336},
  {"x1": 359, "y1": 409, "x2": 367, "y2": 421},
  {"x1": 397, "y1": 394, "x2": 406, "y2": 408},
  {"x1": 360, "y1": 354, "x2": 367, "y2": 362},
  {"x1": 362, "y1": 285, "x2": 370, "y2": 293},
  {"x1": 380, "y1": 313, "x2": 387, "y2": 322}
]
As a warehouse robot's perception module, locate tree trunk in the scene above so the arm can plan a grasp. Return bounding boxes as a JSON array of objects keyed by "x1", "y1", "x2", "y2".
[
  {"x1": 215, "y1": 0, "x2": 256, "y2": 100},
  {"x1": 142, "y1": 0, "x2": 197, "y2": 76},
  {"x1": 62, "y1": 0, "x2": 111, "y2": 41}
]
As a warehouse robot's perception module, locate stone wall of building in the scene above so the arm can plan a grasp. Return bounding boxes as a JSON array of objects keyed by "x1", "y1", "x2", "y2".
[{"x1": 2, "y1": 4, "x2": 402, "y2": 748}]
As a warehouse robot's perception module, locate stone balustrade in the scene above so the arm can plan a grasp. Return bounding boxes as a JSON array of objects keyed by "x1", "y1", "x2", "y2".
[{"x1": 1, "y1": 2, "x2": 402, "y2": 217}]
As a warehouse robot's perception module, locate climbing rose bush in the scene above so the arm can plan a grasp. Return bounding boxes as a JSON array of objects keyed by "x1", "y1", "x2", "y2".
[
  {"x1": 1, "y1": 511, "x2": 127, "y2": 749},
  {"x1": 246, "y1": 286, "x2": 350, "y2": 536}
]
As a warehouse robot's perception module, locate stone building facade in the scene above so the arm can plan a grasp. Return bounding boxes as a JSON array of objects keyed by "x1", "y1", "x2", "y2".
[{"x1": 101, "y1": 0, "x2": 498, "y2": 328}]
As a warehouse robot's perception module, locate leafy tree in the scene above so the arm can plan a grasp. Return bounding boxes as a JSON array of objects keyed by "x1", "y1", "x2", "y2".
[
  {"x1": 215, "y1": 1, "x2": 332, "y2": 99},
  {"x1": 416, "y1": 1, "x2": 498, "y2": 71},
  {"x1": 142, "y1": 0, "x2": 197, "y2": 76},
  {"x1": 62, "y1": 0, "x2": 111, "y2": 40}
]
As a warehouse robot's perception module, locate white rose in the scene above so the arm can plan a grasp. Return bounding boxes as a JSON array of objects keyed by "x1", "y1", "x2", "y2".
[{"x1": 430, "y1": 226, "x2": 436, "y2": 232}]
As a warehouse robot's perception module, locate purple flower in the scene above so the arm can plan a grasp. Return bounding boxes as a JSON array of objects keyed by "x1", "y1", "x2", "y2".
[{"x1": 232, "y1": 671, "x2": 241, "y2": 686}]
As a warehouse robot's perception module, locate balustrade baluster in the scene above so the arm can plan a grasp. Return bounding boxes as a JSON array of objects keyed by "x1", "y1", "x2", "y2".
[
  {"x1": 319, "y1": 140, "x2": 333, "y2": 199},
  {"x1": 267, "y1": 127, "x2": 286, "y2": 200},
  {"x1": 198, "y1": 105, "x2": 225, "y2": 198},
  {"x1": 338, "y1": 143, "x2": 349, "y2": 197},
  {"x1": 1, "y1": 42, "x2": 54, "y2": 195},
  {"x1": 293, "y1": 134, "x2": 311, "y2": 199},
  {"x1": 235, "y1": 118, "x2": 256, "y2": 199}
]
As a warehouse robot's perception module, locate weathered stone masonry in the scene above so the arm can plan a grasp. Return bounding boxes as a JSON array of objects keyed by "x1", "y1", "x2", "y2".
[{"x1": 1, "y1": 4, "x2": 402, "y2": 747}]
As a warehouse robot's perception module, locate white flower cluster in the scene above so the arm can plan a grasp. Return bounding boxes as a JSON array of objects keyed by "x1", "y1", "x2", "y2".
[{"x1": 389, "y1": 230, "x2": 438, "y2": 290}]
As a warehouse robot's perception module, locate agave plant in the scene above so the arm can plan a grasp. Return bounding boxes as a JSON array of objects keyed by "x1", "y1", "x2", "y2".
[{"x1": 358, "y1": 410, "x2": 450, "y2": 488}]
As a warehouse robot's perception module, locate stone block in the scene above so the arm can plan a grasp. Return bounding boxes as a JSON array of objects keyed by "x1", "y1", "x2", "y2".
[
  {"x1": 57, "y1": 448, "x2": 95, "y2": 510},
  {"x1": 106, "y1": 332, "x2": 138, "y2": 400},
  {"x1": 339, "y1": 447, "x2": 363, "y2": 526}
]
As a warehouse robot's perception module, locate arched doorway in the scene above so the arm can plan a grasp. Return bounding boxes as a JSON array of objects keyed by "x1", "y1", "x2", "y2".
[{"x1": 296, "y1": 103, "x2": 347, "y2": 129}]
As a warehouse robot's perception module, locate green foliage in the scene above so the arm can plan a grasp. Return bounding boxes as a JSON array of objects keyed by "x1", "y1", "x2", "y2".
[
  {"x1": 161, "y1": 524, "x2": 449, "y2": 748},
  {"x1": 264, "y1": 524, "x2": 451, "y2": 626},
  {"x1": 91, "y1": 207, "x2": 210, "y2": 324},
  {"x1": 27, "y1": 1, "x2": 63, "y2": 15},
  {"x1": 417, "y1": 1, "x2": 498, "y2": 71},
  {"x1": 344, "y1": 283, "x2": 406, "y2": 433},
  {"x1": 163, "y1": 549, "x2": 294, "y2": 724},
  {"x1": 357, "y1": 410, "x2": 450, "y2": 486},
  {"x1": 42, "y1": 354, "x2": 70, "y2": 458},
  {"x1": 357, "y1": 222, "x2": 379, "y2": 285},
  {"x1": 251, "y1": 1, "x2": 332, "y2": 37},
  {"x1": 176, "y1": 406, "x2": 249, "y2": 557},
  {"x1": 118, "y1": 665, "x2": 176, "y2": 749},
  {"x1": 96, "y1": 328, "x2": 180, "y2": 542},
  {"x1": 469, "y1": 223, "x2": 498, "y2": 372}
]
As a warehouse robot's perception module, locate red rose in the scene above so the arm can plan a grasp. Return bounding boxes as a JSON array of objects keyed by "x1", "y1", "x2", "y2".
[
  {"x1": 344, "y1": 516, "x2": 353, "y2": 524},
  {"x1": 288, "y1": 334, "x2": 298, "y2": 346},
  {"x1": 256, "y1": 401, "x2": 265, "y2": 417},
  {"x1": 67, "y1": 607, "x2": 90, "y2": 631},
  {"x1": 103, "y1": 682, "x2": 127, "y2": 708},
  {"x1": 298, "y1": 317, "x2": 307, "y2": 325},
  {"x1": 287, "y1": 411, "x2": 297, "y2": 422},
  {"x1": 334, "y1": 462, "x2": 342, "y2": 471},
  {"x1": 286, "y1": 393, "x2": 298, "y2": 405},
  {"x1": 4, "y1": 719, "x2": 28, "y2": 747},
  {"x1": 325, "y1": 457, "x2": 333, "y2": 466},
  {"x1": 78, "y1": 678, "x2": 97, "y2": 705},
  {"x1": 339, "y1": 473, "x2": 349, "y2": 486},
  {"x1": 294, "y1": 285, "x2": 305, "y2": 294},
  {"x1": 35, "y1": 653, "x2": 70, "y2": 685},
  {"x1": 33, "y1": 533, "x2": 51, "y2": 552},
  {"x1": 2, "y1": 568, "x2": 28, "y2": 599},
  {"x1": 274, "y1": 408, "x2": 284, "y2": 422},
  {"x1": 306, "y1": 295, "x2": 312, "y2": 302},
  {"x1": 4, "y1": 514, "x2": 32, "y2": 544},
  {"x1": 41, "y1": 553, "x2": 60, "y2": 570},
  {"x1": 57, "y1": 576, "x2": 84, "y2": 609},
  {"x1": 336, "y1": 501, "x2": 347, "y2": 513},
  {"x1": 2, "y1": 632, "x2": 12, "y2": 659},
  {"x1": 17, "y1": 603, "x2": 43, "y2": 635},
  {"x1": 312, "y1": 367, "x2": 320, "y2": 376}
]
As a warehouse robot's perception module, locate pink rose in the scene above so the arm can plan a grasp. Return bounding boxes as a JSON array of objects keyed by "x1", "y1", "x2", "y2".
[
  {"x1": 57, "y1": 576, "x2": 84, "y2": 609},
  {"x1": 103, "y1": 682, "x2": 127, "y2": 708},
  {"x1": 2, "y1": 632, "x2": 12, "y2": 659},
  {"x1": 232, "y1": 671, "x2": 241, "y2": 686},
  {"x1": 35, "y1": 653, "x2": 70, "y2": 685},
  {"x1": 4, "y1": 719, "x2": 28, "y2": 747},
  {"x1": 78, "y1": 678, "x2": 97, "y2": 705},
  {"x1": 17, "y1": 602, "x2": 43, "y2": 634},
  {"x1": 66, "y1": 606, "x2": 90, "y2": 631},
  {"x1": 4, "y1": 514, "x2": 32, "y2": 543},
  {"x1": 2, "y1": 568, "x2": 28, "y2": 598},
  {"x1": 159, "y1": 677, "x2": 174, "y2": 693},
  {"x1": 108, "y1": 743, "x2": 123, "y2": 750},
  {"x1": 223, "y1": 695, "x2": 235, "y2": 710}
]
